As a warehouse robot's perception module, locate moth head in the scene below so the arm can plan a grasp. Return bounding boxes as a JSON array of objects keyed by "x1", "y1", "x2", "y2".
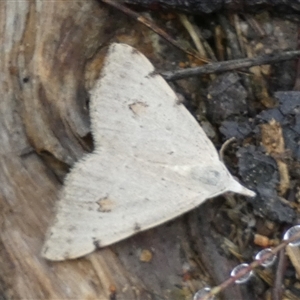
[{"x1": 190, "y1": 162, "x2": 255, "y2": 197}]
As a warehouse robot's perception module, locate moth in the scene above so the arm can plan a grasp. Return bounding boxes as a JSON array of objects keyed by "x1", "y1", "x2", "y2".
[{"x1": 42, "y1": 43, "x2": 255, "y2": 261}]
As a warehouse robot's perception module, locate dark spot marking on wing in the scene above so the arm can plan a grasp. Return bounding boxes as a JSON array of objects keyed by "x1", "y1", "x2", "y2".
[
  {"x1": 66, "y1": 238, "x2": 73, "y2": 244},
  {"x1": 97, "y1": 196, "x2": 115, "y2": 212},
  {"x1": 134, "y1": 223, "x2": 141, "y2": 232},
  {"x1": 62, "y1": 252, "x2": 71, "y2": 260},
  {"x1": 130, "y1": 47, "x2": 139, "y2": 55},
  {"x1": 191, "y1": 166, "x2": 221, "y2": 186},
  {"x1": 68, "y1": 225, "x2": 77, "y2": 232},
  {"x1": 128, "y1": 101, "x2": 148, "y2": 116},
  {"x1": 93, "y1": 238, "x2": 102, "y2": 249},
  {"x1": 147, "y1": 70, "x2": 159, "y2": 78},
  {"x1": 175, "y1": 97, "x2": 183, "y2": 105}
]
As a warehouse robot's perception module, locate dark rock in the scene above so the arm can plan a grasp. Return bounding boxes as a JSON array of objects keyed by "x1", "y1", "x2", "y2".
[
  {"x1": 220, "y1": 119, "x2": 253, "y2": 140},
  {"x1": 276, "y1": 91, "x2": 300, "y2": 115},
  {"x1": 237, "y1": 145, "x2": 296, "y2": 223},
  {"x1": 257, "y1": 91, "x2": 300, "y2": 160},
  {"x1": 206, "y1": 73, "x2": 248, "y2": 124}
]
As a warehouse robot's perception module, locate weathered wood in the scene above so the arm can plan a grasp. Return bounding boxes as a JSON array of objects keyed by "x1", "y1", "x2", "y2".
[{"x1": 0, "y1": 1, "x2": 139, "y2": 299}]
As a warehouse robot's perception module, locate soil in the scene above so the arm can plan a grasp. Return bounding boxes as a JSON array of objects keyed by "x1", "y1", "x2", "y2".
[{"x1": 116, "y1": 2, "x2": 300, "y2": 299}]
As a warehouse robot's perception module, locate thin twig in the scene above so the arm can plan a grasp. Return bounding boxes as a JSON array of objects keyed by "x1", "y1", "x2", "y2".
[
  {"x1": 161, "y1": 50, "x2": 300, "y2": 80},
  {"x1": 272, "y1": 248, "x2": 287, "y2": 300},
  {"x1": 179, "y1": 14, "x2": 206, "y2": 58},
  {"x1": 233, "y1": 14, "x2": 245, "y2": 57},
  {"x1": 244, "y1": 13, "x2": 266, "y2": 38},
  {"x1": 219, "y1": 137, "x2": 236, "y2": 162},
  {"x1": 199, "y1": 230, "x2": 300, "y2": 300},
  {"x1": 218, "y1": 15, "x2": 242, "y2": 59},
  {"x1": 101, "y1": 0, "x2": 210, "y2": 63},
  {"x1": 214, "y1": 25, "x2": 224, "y2": 61}
]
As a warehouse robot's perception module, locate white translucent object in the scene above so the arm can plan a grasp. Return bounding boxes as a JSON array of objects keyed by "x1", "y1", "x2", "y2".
[
  {"x1": 230, "y1": 263, "x2": 253, "y2": 284},
  {"x1": 255, "y1": 248, "x2": 276, "y2": 267},
  {"x1": 283, "y1": 225, "x2": 300, "y2": 246},
  {"x1": 193, "y1": 287, "x2": 215, "y2": 300}
]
